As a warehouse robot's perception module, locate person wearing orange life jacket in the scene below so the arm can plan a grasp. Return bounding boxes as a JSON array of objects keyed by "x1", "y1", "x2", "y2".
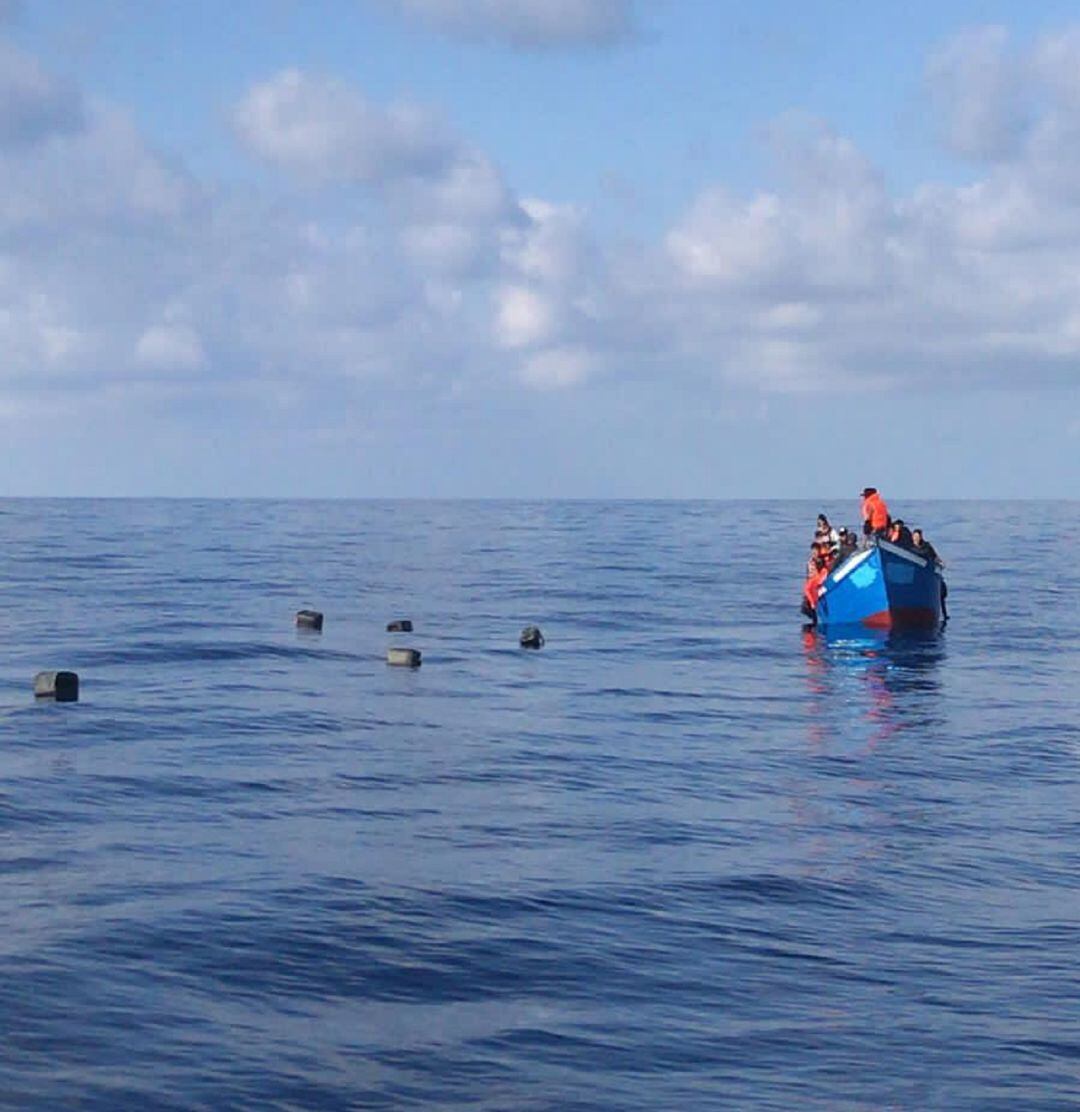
[
  {"x1": 801, "y1": 542, "x2": 833, "y2": 622},
  {"x1": 805, "y1": 538, "x2": 835, "y2": 578},
  {"x1": 814, "y1": 513, "x2": 840, "y2": 559},
  {"x1": 860, "y1": 487, "x2": 890, "y2": 541}
]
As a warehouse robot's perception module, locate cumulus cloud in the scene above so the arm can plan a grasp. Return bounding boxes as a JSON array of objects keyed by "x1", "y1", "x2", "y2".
[
  {"x1": 381, "y1": 0, "x2": 636, "y2": 49},
  {"x1": 667, "y1": 116, "x2": 895, "y2": 311},
  {"x1": 506, "y1": 198, "x2": 593, "y2": 284},
  {"x1": 926, "y1": 23, "x2": 1080, "y2": 186},
  {"x1": 0, "y1": 289, "x2": 89, "y2": 377},
  {"x1": 8, "y1": 25, "x2": 1080, "y2": 435},
  {"x1": 662, "y1": 91, "x2": 1080, "y2": 391},
  {"x1": 926, "y1": 26, "x2": 1029, "y2": 161},
  {"x1": 657, "y1": 24, "x2": 1080, "y2": 393},
  {"x1": 232, "y1": 69, "x2": 455, "y2": 185},
  {"x1": 0, "y1": 41, "x2": 85, "y2": 147},
  {"x1": 401, "y1": 221, "x2": 486, "y2": 274},
  {"x1": 232, "y1": 67, "x2": 521, "y2": 269},
  {"x1": 134, "y1": 323, "x2": 206, "y2": 372},
  {"x1": 494, "y1": 284, "x2": 557, "y2": 348}
]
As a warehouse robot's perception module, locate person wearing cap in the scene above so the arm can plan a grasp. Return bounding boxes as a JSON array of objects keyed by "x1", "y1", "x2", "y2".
[{"x1": 860, "y1": 487, "x2": 890, "y2": 540}]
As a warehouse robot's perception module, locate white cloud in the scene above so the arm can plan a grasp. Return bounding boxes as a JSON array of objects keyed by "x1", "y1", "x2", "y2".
[
  {"x1": 661, "y1": 83, "x2": 1080, "y2": 391},
  {"x1": 519, "y1": 345, "x2": 595, "y2": 389},
  {"x1": 232, "y1": 69, "x2": 455, "y2": 185},
  {"x1": 6, "y1": 27, "x2": 1080, "y2": 439},
  {"x1": 382, "y1": 0, "x2": 636, "y2": 48},
  {"x1": 1028, "y1": 28, "x2": 1080, "y2": 118},
  {"x1": 0, "y1": 99, "x2": 198, "y2": 231},
  {"x1": 667, "y1": 118, "x2": 894, "y2": 299},
  {"x1": 667, "y1": 189, "x2": 785, "y2": 284},
  {"x1": 232, "y1": 68, "x2": 521, "y2": 284},
  {"x1": 0, "y1": 40, "x2": 84, "y2": 147},
  {"x1": 0, "y1": 289, "x2": 93, "y2": 377},
  {"x1": 494, "y1": 284, "x2": 557, "y2": 348},
  {"x1": 506, "y1": 198, "x2": 591, "y2": 284},
  {"x1": 134, "y1": 323, "x2": 206, "y2": 372},
  {"x1": 394, "y1": 151, "x2": 515, "y2": 223},
  {"x1": 757, "y1": 302, "x2": 821, "y2": 331},
  {"x1": 401, "y1": 221, "x2": 485, "y2": 274},
  {"x1": 926, "y1": 26, "x2": 1029, "y2": 161}
]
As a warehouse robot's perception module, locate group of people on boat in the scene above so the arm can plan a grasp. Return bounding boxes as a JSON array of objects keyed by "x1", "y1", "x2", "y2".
[
  {"x1": 858, "y1": 487, "x2": 945, "y2": 570},
  {"x1": 801, "y1": 487, "x2": 947, "y2": 621}
]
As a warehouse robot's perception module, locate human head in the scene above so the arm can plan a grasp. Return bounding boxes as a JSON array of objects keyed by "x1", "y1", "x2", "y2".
[
  {"x1": 912, "y1": 528, "x2": 924, "y2": 544},
  {"x1": 817, "y1": 513, "x2": 829, "y2": 527},
  {"x1": 861, "y1": 487, "x2": 877, "y2": 497}
]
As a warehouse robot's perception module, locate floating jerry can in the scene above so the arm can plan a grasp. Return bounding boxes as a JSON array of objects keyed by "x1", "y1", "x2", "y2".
[
  {"x1": 34, "y1": 671, "x2": 79, "y2": 702},
  {"x1": 296, "y1": 610, "x2": 324, "y2": 631},
  {"x1": 387, "y1": 647, "x2": 422, "y2": 668}
]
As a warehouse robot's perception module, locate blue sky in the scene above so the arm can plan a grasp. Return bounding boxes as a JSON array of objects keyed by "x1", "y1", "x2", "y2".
[{"x1": 0, "y1": 0, "x2": 1077, "y2": 496}]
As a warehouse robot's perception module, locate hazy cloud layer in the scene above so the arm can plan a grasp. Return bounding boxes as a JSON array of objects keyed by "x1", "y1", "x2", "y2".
[
  {"x1": 380, "y1": 0, "x2": 637, "y2": 48},
  {"x1": 2, "y1": 26, "x2": 1080, "y2": 432}
]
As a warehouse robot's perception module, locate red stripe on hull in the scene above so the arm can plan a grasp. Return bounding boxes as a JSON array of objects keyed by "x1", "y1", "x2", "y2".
[{"x1": 862, "y1": 607, "x2": 939, "y2": 629}]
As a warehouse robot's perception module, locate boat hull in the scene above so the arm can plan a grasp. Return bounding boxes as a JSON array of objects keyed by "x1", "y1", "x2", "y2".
[{"x1": 814, "y1": 541, "x2": 942, "y2": 629}]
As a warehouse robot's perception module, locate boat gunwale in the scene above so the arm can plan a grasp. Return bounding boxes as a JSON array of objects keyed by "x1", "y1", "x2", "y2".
[
  {"x1": 877, "y1": 538, "x2": 933, "y2": 570},
  {"x1": 823, "y1": 547, "x2": 873, "y2": 588}
]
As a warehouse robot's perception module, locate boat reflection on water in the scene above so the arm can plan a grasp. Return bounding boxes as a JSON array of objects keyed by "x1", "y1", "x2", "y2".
[{"x1": 801, "y1": 624, "x2": 946, "y2": 754}]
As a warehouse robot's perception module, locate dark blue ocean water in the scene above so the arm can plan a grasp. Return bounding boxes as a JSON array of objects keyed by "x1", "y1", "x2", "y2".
[{"x1": 1, "y1": 499, "x2": 1078, "y2": 1110}]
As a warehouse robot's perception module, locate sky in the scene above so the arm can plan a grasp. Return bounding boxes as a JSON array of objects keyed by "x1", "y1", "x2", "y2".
[{"x1": 0, "y1": 0, "x2": 1078, "y2": 497}]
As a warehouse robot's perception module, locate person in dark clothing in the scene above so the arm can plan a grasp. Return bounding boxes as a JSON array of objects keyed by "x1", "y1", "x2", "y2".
[
  {"x1": 912, "y1": 528, "x2": 948, "y2": 621},
  {"x1": 911, "y1": 528, "x2": 940, "y2": 565},
  {"x1": 837, "y1": 527, "x2": 857, "y2": 561},
  {"x1": 887, "y1": 518, "x2": 914, "y2": 548}
]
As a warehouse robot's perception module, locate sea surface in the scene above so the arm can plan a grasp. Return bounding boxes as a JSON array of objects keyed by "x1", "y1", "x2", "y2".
[{"x1": 1, "y1": 499, "x2": 1078, "y2": 1110}]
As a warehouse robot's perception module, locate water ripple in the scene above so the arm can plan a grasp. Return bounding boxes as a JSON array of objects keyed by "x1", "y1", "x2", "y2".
[{"x1": 0, "y1": 499, "x2": 1078, "y2": 1108}]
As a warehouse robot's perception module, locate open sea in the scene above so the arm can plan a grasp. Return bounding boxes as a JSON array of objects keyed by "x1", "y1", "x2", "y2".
[{"x1": 1, "y1": 498, "x2": 1078, "y2": 1110}]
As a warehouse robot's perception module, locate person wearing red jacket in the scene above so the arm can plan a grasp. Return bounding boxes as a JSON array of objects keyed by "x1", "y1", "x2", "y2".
[{"x1": 861, "y1": 487, "x2": 890, "y2": 540}]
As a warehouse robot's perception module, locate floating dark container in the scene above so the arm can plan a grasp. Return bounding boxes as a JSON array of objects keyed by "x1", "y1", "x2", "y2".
[
  {"x1": 386, "y1": 620, "x2": 413, "y2": 633},
  {"x1": 387, "y1": 647, "x2": 422, "y2": 668},
  {"x1": 520, "y1": 626, "x2": 545, "y2": 649},
  {"x1": 34, "y1": 671, "x2": 79, "y2": 702},
  {"x1": 296, "y1": 610, "x2": 324, "y2": 631}
]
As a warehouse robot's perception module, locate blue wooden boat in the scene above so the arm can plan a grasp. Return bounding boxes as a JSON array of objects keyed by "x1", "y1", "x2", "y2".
[{"x1": 811, "y1": 540, "x2": 943, "y2": 629}]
